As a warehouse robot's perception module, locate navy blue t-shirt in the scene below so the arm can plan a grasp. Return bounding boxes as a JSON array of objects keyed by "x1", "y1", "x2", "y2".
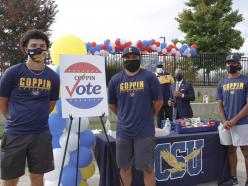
[
  {"x1": 216, "y1": 75, "x2": 248, "y2": 125},
  {"x1": 0, "y1": 63, "x2": 60, "y2": 133},
  {"x1": 108, "y1": 69, "x2": 163, "y2": 138}
]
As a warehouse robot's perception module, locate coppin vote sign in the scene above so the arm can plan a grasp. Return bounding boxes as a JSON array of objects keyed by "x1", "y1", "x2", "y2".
[{"x1": 60, "y1": 55, "x2": 108, "y2": 118}]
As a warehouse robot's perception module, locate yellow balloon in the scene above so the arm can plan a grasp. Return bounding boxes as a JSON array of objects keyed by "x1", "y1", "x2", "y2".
[
  {"x1": 50, "y1": 35, "x2": 87, "y2": 65},
  {"x1": 79, "y1": 180, "x2": 89, "y2": 186},
  {"x1": 80, "y1": 162, "x2": 95, "y2": 179}
]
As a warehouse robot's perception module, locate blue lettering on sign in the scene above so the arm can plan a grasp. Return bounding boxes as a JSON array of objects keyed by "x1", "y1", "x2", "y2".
[
  {"x1": 76, "y1": 82, "x2": 101, "y2": 95},
  {"x1": 155, "y1": 139, "x2": 204, "y2": 181}
]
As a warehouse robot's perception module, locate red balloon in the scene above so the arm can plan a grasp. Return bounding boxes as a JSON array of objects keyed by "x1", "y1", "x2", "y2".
[
  {"x1": 155, "y1": 42, "x2": 160, "y2": 47},
  {"x1": 91, "y1": 42, "x2": 96, "y2": 47},
  {"x1": 166, "y1": 44, "x2": 173, "y2": 52},
  {"x1": 136, "y1": 41, "x2": 143, "y2": 48},
  {"x1": 151, "y1": 39, "x2": 156, "y2": 45},
  {"x1": 115, "y1": 39, "x2": 121, "y2": 46},
  {"x1": 101, "y1": 44, "x2": 107, "y2": 50},
  {"x1": 191, "y1": 44, "x2": 197, "y2": 48}
]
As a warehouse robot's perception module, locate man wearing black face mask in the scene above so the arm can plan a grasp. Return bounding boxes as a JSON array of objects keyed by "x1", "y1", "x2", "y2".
[
  {"x1": 168, "y1": 69, "x2": 195, "y2": 119},
  {"x1": 217, "y1": 54, "x2": 248, "y2": 186},
  {"x1": 0, "y1": 29, "x2": 60, "y2": 186},
  {"x1": 108, "y1": 46, "x2": 163, "y2": 186}
]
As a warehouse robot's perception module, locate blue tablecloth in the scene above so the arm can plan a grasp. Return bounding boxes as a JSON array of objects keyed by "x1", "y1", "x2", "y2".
[{"x1": 94, "y1": 131, "x2": 230, "y2": 186}]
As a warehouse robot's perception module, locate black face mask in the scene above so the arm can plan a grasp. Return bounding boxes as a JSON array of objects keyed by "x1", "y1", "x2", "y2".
[
  {"x1": 175, "y1": 74, "x2": 183, "y2": 81},
  {"x1": 123, "y1": 60, "x2": 141, "y2": 72},
  {"x1": 226, "y1": 65, "x2": 240, "y2": 74}
]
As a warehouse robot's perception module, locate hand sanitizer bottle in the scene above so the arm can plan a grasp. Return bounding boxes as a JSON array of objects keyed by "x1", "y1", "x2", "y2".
[
  {"x1": 165, "y1": 118, "x2": 171, "y2": 133},
  {"x1": 105, "y1": 119, "x2": 111, "y2": 136}
]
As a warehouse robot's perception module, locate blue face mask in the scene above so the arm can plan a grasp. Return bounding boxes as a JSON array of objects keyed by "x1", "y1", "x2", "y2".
[{"x1": 27, "y1": 48, "x2": 46, "y2": 63}]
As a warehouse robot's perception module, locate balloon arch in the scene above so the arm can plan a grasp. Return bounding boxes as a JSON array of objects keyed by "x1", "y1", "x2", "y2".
[{"x1": 85, "y1": 39, "x2": 197, "y2": 57}]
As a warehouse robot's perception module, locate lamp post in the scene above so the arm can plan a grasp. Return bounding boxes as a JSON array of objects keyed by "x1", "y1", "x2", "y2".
[{"x1": 159, "y1": 36, "x2": 166, "y2": 43}]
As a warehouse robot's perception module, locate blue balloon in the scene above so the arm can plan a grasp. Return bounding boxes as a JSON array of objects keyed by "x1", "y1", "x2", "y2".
[
  {"x1": 161, "y1": 42, "x2": 167, "y2": 49},
  {"x1": 89, "y1": 47, "x2": 95, "y2": 54},
  {"x1": 147, "y1": 40, "x2": 152, "y2": 46},
  {"x1": 107, "y1": 46, "x2": 113, "y2": 52},
  {"x1": 104, "y1": 39, "x2": 110, "y2": 46},
  {"x1": 86, "y1": 42, "x2": 91, "y2": 50},
  {"x1": 95, "y1": 45, "x2": 101, "y2": 51},
  {"x1": 55, "y1": 99, "x2": 62, "y2": 117},
  {"x1": 48, "y1": 113, "x2": 66, "y2": 136},
  {"x1": 69, "y1": 147, "x2": 93, "y2": 168},
  {"x1": 79, "y1": 129, "x2": 95, "y2": 148},
  {"x1": 190, "y1": 48, "x2": 197, "y2": 57},
  {"x1": 52, "y1": 133, "x2": 62, "y2": 148},
  {"x1": 61, "y1": 165, "x2": 81, "y2": 186}
]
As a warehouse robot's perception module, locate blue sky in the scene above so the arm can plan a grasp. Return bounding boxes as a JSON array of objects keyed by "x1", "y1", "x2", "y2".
[{"x1": 51, "y1": 0, "x2": 248, "y2": 54}]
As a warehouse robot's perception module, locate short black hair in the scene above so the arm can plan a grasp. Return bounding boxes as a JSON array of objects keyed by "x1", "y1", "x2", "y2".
[{"x1": 20, "y1": 29, "x2": 50, "y2": 53}]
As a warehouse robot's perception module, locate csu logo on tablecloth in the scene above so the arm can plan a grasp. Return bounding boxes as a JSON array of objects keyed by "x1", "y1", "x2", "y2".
[
  {"x1": 64, "y1": 62, "x2": 103, "y2": 109},
  {"x1": 155, "y1": 139, "x2": 204, "y2": 181}
]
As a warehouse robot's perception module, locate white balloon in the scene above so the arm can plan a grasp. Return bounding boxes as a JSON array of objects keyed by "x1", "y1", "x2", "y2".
[
  {"x1": 171, "y1": 48, "x2": 177, "y2": 54},
  {"x1": 59, "y1": 132, "x2": 78, "y2": 152},
  {"x1": 66, "y1": 117, "x2": 89, "y2": 133},
  {"x1": 100, "y1": 50, "x2": 105, "y2": 56},
  {"x1": 44, "y1": 169, "x2": 60, "y2": 181},
  {"x1": 151, "y1": 44, "x2": 157, "y2": 50},
  {"x1": 44, "y1": 180, "x2": 62, "y2": 186},
  {"x1": 176, "y1": 42, "x2": 182, "y2": 49},
  {"x1": 104, "y1": 50, "x2": 110, "y2": 56},
  {"x1": 176, "y1": 51, "x2": 181, "y2": 57},
  {"x1": 156, "y1": 47, "x2": 161, "y2": 52},
  {"x1": 162, "y1": 48, "x2": 167, "y2": 54},
  {"x1": 53, "y1": 148, "x2": 70, "y2": 168},
  {"x1": 94, "y1": 51, "x2": 100, "y2": 55}
]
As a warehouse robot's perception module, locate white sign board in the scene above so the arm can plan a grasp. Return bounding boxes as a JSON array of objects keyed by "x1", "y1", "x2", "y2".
[{"x1": 60, "y1": 55, "x2": 108, "y2": 118}]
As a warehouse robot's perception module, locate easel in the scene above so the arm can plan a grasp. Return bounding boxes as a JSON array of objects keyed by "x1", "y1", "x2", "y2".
[{"x1": 57, "y1": 113, "x2": 124, "y2": 186}]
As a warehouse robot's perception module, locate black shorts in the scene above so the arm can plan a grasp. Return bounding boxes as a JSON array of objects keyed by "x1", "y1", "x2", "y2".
[
  {"x1": 116, "y1": 137, "x2": 155, "y2": 171},
  {"x1": 0, "y1": 130, "x2": 54, "y2": 180}
]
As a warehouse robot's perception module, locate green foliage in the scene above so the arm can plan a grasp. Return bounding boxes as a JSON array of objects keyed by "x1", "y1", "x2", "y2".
[
  {"x1": 0, "y1": 0, "x2": 58, "y2": 69},
  {"x1": 176, "y1": 0, "x2": 244, "y2": 55}
]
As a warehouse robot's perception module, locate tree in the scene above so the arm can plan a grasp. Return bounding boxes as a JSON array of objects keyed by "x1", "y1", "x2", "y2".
[
  {"x1": 0, "y1": 0, "x2": 58, "y2": 71},
  {"x1": 176, "y1": 0, "x2": 244, "y2": 85},
  {"x1": 176, "y1": 0, "x2": 244, "y2": 55}
]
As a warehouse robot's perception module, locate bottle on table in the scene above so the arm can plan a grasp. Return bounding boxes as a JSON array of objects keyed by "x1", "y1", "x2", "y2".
[
  {"x1": 163, "y1": 118, "x2": 171, "y2": 135},
  {"x1": 105, "y1": 119, "x2": 112, "y2": 136}
]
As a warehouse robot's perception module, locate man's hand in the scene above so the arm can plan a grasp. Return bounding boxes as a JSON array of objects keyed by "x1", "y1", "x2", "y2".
[
  {"x1": 223, "y1": 120, "x2": 233, "y2": 129},
  {"x1": 174, "y1": 90, "x2": 183, "y2": 98}
]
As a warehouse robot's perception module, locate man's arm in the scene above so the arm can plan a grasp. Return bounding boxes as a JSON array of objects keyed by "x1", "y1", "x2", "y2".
[
  {"x1": 153, "y1": 100, "x2": 163, "y2": 116},
  {"x1": 229, "y1": 98, "x2": 248, "y2": 126},
  {"x1": 0, "y1": 97, "x2": 9, "y2": 119},
  {"x1": 217, "y1": 100, "x2": 227, "y2": 122},
  {"x1": 49, "y1": 101, "x2": 56, "y2": 113},
  {"x1": 109, "y1": 104, "x2": 117, "y2": 115}
]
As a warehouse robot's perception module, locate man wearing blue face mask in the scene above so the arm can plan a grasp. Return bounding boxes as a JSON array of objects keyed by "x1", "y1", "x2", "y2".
[
  {"x1": 168, "y1": 68, "x2": 195, "y2": 119},
  {"x1": 217, "y1": 54, "x2": 248, "y2": 186},
  {"x1": 0, "y1": 29, "x2": 60, "y2": 186},
  {"x1": 108, "y1": 46, "x2": 163, "y2": 186}
]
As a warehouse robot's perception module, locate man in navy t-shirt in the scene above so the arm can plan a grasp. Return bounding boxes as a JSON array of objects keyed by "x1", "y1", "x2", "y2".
[
  {"x1": 216, "y1": 54, "x2": 248, "y2": 186},
  {"x1": 0, "y1": 29, "x2": 60, "y2": 186},
  {"x1": 108, "y1": 46, "x2": 163, "y2": 186}
]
